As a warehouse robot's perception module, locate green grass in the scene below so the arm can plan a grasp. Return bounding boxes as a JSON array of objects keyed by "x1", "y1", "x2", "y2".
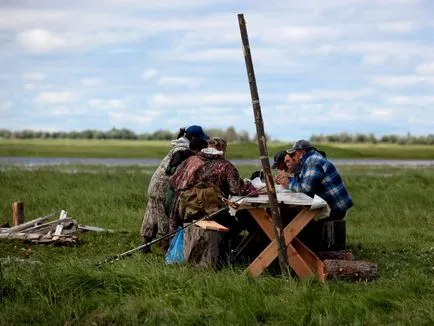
[
  {"x1": 1, "y1": 165, "x2": 434, "y2": 325},
  {"x1": 1, "y1": 139, "x2": 434, "y2": 159}
]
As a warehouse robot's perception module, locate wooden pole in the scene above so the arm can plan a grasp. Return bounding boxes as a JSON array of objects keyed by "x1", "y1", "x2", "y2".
[
  {"x1": 237, "y1": 13, "x2": 289, "y2": 277},
  {"x1": 12, "y1": 201, "x2": 24, "y2": 227}
]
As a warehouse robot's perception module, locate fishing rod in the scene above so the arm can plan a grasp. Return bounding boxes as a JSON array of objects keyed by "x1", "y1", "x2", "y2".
[{"x1": 96, "y1": 174, "x2": 289, "y2": 268}]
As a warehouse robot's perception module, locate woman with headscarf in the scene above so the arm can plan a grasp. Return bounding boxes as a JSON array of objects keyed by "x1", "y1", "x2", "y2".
[{"x1": 140, "y1": 125, "x2": 209, "y2": 252}]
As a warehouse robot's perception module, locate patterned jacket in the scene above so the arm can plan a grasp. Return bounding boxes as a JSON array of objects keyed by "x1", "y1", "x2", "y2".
[
  {"x1": 168, "y1": 149, "x2": 256, "y2": 232},
  {"x1": 170, "y1": 149, "x2": 256, "y2": 197},
  {"x1": 288, "y1": 150, "x2": 353, "y2": 215},
  {"x1": 147, "y1": 137, "x2": 190, "y2": 199}
]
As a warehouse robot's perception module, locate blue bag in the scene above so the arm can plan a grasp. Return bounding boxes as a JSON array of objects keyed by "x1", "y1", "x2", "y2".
[{"x1": 165, "y1": 227, "x2": 185, "y2": 264}]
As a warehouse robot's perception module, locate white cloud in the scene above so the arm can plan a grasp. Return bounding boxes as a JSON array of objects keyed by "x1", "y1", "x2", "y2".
[
  {"x1": 0, "y1": 100, "x2": 13, "y2": 111},
  {"x1": 385, "y1": 95, "x2": 434, "y2": 106},
  {"x1": 81, "y1": 78, "x2": 101, "y2": 86},
  {"x1": 287, "y1": 89, "x2": 372, "y2": 103},
  {"x1": 373, "y1": 75, "x2": 434, "y2": 87},
  {"x1": 151, "y1": 92, "x2": 248, "y2": 107},
  {"x1": 158, "y1": 76, "x2": 202, "y2": 88},
  {"x1": 280, "y1": 26, "x2": 342, "y2": 42},
  {"x1": 362, "y1": 55, "x2": 387, "y2": 65},
  {"x1": 51, "y1": 106, "x2": 71, "y2": 116},
  {"x1": 370, "y1": 108, "x2": 394, "y2": 117},
  {"x1": 22, "y1": 72, "x2": 46, "y2": 81},
  {"x1": 17, "y1": 29, "x2": 69, "y2": 53},
  {"x1": 141, "y1": 69, "x2": 158, "y2": 81},
  {"x1": 34, "y1": 92, "x2": 77, "y2": 105},
  {"x1": 416, "y1": 62, "x2": 434, "y2": 75},
  {"x1": 88, "y1": 99, "x2": 126, "y2": 110},
  {"x1": 109, "y1": 110, "x2": 161, "y2": 126},
  {"x1": 182, "y1": 48, "x2": 240, "y2": 62},
  {"x1": 378, "y1": 21, "x2": 417, "y2": 33},
  {"x1": 24, "y1": 83, "x2": 36, "y2": 91}
]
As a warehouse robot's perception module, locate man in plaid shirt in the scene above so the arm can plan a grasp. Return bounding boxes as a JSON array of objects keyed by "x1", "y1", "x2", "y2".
[{"x1": 282, "y1": 140, "x2": 353, "y2": 219}]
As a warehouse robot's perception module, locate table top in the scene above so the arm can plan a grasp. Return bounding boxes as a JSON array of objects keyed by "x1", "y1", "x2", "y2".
[{"x1": 228, "y1": 193, "x2": 330, "y2": 220}]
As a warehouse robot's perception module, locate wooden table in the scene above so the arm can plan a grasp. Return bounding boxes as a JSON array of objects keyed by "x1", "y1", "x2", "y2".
[{"x1": 228, "y1": 193, "x2": 330, "y2": 281}]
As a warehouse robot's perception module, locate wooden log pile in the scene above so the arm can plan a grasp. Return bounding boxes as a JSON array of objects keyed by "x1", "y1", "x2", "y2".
[{"x1": 0, "y1": 210, "x2": 79, "y2": 245}]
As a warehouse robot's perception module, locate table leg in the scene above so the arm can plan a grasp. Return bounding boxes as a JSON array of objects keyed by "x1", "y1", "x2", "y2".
[
  {"x1": 249, "y1": 208, "x2": 313, "y2": 278},
  {"x1": 245, "y1": 208, "x2": 321, "y2": 278}
]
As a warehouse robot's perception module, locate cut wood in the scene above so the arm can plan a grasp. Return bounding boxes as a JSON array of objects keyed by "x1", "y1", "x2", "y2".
[
  {"x1": 54, "y1": 224, "x2": 64, "y2": 236},
  {"x1": 324, "y1": 259, "x2": 378, "y2": 282},
  {"x1": 59, "y1": 210, "x2": 68, "y2": 219},
  {"x1": 4, "y1": 213, "x2": 56, "y2": 233},
  {"x1": 78, "y1": 224, "x2": 114, "y2": 233},
  {"x1": 0, "y1": 232, "x2": 42, "y2": 240},
  {"x1": 12, "y1": 202, "x2": 24, "y2": 226},
  {"x1": 20, "y1": 218, "x2": 71, "y2": 233},
  {"x1": 195, "y1": 220, "x2": 229, "y2": 232},
  {"x1": 318, "y1": 250, "x2": 353, "y2": 261}
]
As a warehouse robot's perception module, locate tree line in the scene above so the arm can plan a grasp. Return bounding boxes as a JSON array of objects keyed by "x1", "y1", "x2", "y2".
[
  {"x1": 1, "y1": 128, "x2": 433, "y2": 145},
  {"x1": 0, "y1": 127, "x2": 253, "y2": 142},
  {"x1": 310, "y1": 132, "x2": 434, "y2": 145}
]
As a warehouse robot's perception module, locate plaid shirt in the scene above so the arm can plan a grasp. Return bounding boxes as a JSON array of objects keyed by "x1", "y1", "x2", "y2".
[{"x1": 288, "y1": 150, "x2": 353, "y2": 215}]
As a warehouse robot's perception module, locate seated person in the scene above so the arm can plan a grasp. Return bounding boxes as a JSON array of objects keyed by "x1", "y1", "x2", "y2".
[
  {"x1": 169, "y1": 137, "x2": 256, "y2": 267},
  {"x1": 164, "y1": 137, "x2": 208, "y2": 221},
  {"x1": 280, "y1": 140, "x2": 353, "y2": 252},
  {"x1": 281, "y1": 140, "x2": 353, "y2": 220}
]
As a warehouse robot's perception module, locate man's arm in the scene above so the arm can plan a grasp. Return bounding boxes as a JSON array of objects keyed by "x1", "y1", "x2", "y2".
[{"x1": 288, "y1": 160, "x2": 323, "y2": 194}]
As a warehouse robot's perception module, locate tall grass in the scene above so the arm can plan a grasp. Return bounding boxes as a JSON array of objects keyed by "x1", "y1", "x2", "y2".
[{"x1": 0, "y1": 165, "x2": 433, "y2": 325}]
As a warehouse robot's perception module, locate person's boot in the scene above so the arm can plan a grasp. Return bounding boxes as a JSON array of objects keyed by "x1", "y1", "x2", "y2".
[{"x1": 142, "y1": 236, "x2": 153, "y2": 253}]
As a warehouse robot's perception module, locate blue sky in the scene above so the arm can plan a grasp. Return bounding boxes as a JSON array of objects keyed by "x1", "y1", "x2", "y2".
[{"x1": 0, "y1": 0, "x2": 433, "y2": 141}]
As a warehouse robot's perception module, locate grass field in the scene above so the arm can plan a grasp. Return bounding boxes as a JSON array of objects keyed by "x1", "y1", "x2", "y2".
[
  {"x1": 1, "y1": 139, "x2": 434, "y2": 159},
  {"x1": 0, "y1": 165, "x2": 433, "y2": 325}
]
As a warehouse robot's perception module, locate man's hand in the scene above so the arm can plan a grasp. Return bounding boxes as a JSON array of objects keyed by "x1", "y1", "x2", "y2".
[{"x1": 274, "y1": 169, "x2": 289, "y2": 188}]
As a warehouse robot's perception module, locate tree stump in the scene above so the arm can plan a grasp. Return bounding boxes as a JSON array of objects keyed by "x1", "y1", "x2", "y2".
[
  {"x1": 318, "y1": 250, "x2": 353, "y2": 261},
  {"x1": 324, "y1": 259, "x2": 378, "y2": 282}
]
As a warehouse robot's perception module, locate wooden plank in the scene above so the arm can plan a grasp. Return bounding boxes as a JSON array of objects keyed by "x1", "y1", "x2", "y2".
[
  {"x1": 292, "y1": 238, "x2": 325, "y2": 282},
  {"x1": 5, "y1": 213, "x2": 56, "y2": 233},
  {"x1": 248, "y1": 208, "x2": 275, "y2": 239},
  {"x1": 245, "y1": 208, "x2": 321, "y2": 277},
  {"x1": 195, "y1": 220, "x2": 229, "y2": 232},
  {"x1": 0, "y1": 232, "x2": 42, "y2": 240},
  {"x1": 59, "y1": 210, "x2": 68, "y2": 219},
  {"x1": 78, "y1": 224, "x2": 114, "y2": 233},
  {"x1": 54, "y1": 224, "x2": 64, "y2": 236},
  {"x1": 21, "y1": 218, "x2": 72, "y2": 233}
]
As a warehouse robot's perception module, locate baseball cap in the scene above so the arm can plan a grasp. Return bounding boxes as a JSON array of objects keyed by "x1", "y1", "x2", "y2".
[
  {"x1": 286, "y1": 140, "x2": 313, "y2": 154},
  {"x1": 272, "y1": 150, "x2": 286, "y2": 169},
  {"x1": 185, "y1": 125, "x2": 209, "y2": 140}
]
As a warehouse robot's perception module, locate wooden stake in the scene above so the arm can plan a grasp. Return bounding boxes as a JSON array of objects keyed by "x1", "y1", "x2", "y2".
[
  {"x1": 237, "y1": 13, "x2": 289, "y2": 277},
  {"x1": 12, "y1": 202, "x2": 24, "y2": 227}
]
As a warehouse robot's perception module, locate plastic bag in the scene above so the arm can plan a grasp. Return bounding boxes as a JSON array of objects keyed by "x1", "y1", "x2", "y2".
[{"x1": 165, "y1": 227, "x2": 185, "y2": 264}]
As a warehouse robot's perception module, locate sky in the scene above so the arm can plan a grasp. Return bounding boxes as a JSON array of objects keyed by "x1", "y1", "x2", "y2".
[{"x1": 0, "y1": 0, "x2": 433, "y2": 141}]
